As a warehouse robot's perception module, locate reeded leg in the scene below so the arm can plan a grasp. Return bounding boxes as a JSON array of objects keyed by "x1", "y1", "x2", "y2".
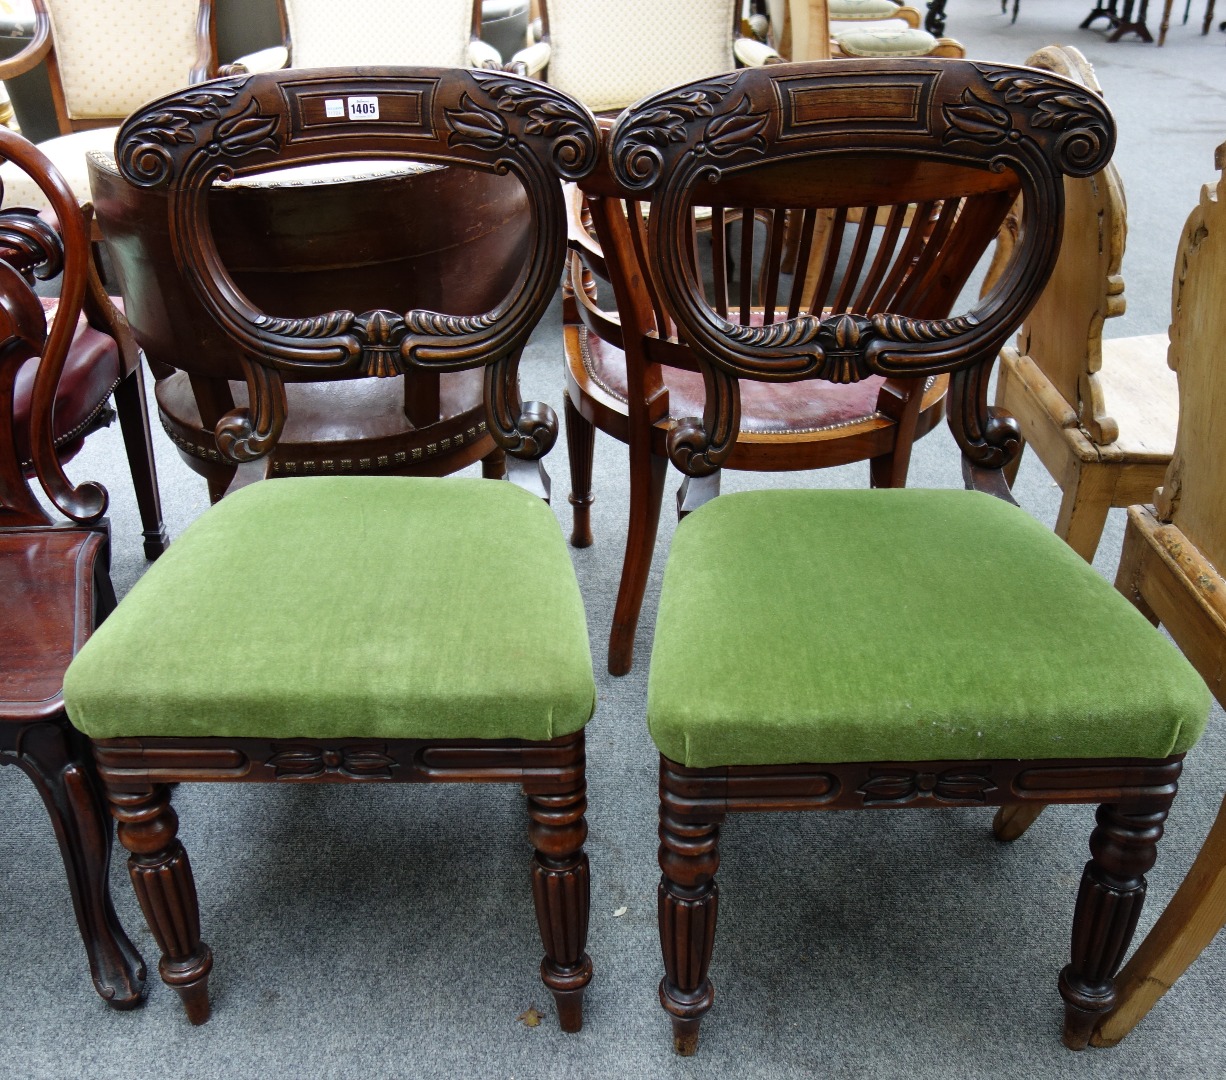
[
  {"x1": 993, "y1": 803, "x2": 1046, "y2": 841},
  {"x1": 526, "y1": 774, "x2": 592, "y2": 1032},
  {"x1": 3, "y1": 721, "x2": 146, "y2": 1007},
  {"x1": 109, "y1": 784, "x2": 213, "y2": 1024},
  {"x1": 658, "y1": 786, "x2": 720, "y2": 1056},
  {"x1": 112, "y1": 368, "x2": 168, "y2": 559},
  {"x1": 608, "y1": 446, "x2": 668, "y2": 676},
  {"x1": 564, "y1": 392, "x2": 595, "y2": 549},
  {"x1": 1060, "y1": 799, "x2": 1174, "y2": 1050},
  {"x1": 1093, "y1": 789, "x2": 1226, "y2": 1046}
]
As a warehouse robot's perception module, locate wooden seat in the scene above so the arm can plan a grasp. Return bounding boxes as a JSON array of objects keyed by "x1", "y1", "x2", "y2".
[
  {"x1": 0, "y1": 128, "x2": 145, "y2": 1010},
  {"x1": 568, "y1": 58, "x2": 1019, "y2": 673},
  {"x1": 1091, "y1": 142, "x2": 1226, "y2": 1048},
  {"x1": 63, "y1": 66, "x2": 600, "y2": 1028},
  {"x1": 994, "y1": 46, "x2": 1178, "y2": 564},
  {"x1": 600, "y1": 57, "x2": 1212, "y2": 1055}
]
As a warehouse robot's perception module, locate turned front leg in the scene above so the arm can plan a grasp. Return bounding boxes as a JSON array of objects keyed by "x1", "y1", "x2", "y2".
[
  {"x1": 526, "y1": 780, "x2": 593, "y2": 1032},
  {"x1": 108, "y1": 785, "x2": 213, "y2": 1024},
  {"x1": 1060, "y1": 799, "x2": 1173, "y2": 1049},
  {"x1": 658, "y1": 799, "x2": 721, "y2": 1056}
]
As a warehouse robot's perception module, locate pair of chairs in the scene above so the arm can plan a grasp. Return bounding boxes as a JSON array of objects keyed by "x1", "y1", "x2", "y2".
[{"x1": 12, "y1": 59, "x2": 1212, "y2": 1056}]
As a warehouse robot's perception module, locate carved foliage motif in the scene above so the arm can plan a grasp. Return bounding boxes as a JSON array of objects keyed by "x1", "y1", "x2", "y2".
[
  {"x1": 612, "y1": 74, "x2": 740, "y2": 190},
  {"x1": 118, "y1": 80, "x2": 282, "y2": 189},
  {"x1": 266, "y1": 744, "x2": 398, "y2": 780},
  {"x1": 857, "y1": 768, "x2": 998, "y2": 806}
]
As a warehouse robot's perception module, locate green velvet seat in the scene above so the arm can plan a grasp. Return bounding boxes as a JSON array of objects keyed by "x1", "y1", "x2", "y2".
[
  {"x1": 648, "y1": 488, "x2": 1210, "y2": 769},
  {"x1": 65, "y1": 475, "x2": 596, "y2": 742}
]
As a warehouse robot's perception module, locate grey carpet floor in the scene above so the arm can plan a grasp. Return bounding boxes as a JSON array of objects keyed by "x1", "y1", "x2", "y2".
[{"x1": 3, "y1": 5, "x2": 1226, "y2": 1077}]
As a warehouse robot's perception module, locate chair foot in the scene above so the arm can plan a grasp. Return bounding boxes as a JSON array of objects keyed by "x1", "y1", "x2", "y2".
[
  {"x1": 658, "y1": 768, "x2": 720, "y2": 1054},
  {"x1": 526, "y1": 769, "x2": 592, "y2": 1032},
  {"x1": 1059, "y1": 799, "x2": 1174, "y2": 1050},
  {"x1": 670, "y1": 1014, "x2": 703, "y2": 1056},
  {"x1": 143, "y1": 526, "x2": 170, "y2": 560},
  {"x1": 993, "y1": 802, "x2": 1045, "y2": 841},
  {"x1": 109, "y1": 785, "x2": 214, "y2": 1024},
  {"x1": 3, "y1": 720, "x2": 147, "y2": 1008}
]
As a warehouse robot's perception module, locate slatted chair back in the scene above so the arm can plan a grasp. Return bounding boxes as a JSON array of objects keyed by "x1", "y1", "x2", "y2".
[{"x1": 583, "y1": 58, "x2": 1109, "y2": 496}]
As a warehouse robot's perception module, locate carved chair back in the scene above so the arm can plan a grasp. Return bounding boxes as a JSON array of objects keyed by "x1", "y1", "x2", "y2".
[
  {"x1": 1152, "y1": 148, "x2": 1226, "y2": 578},
  {"x1": 539, "y1": 0, "x2": 742, "y2": 114},
  {"x1": 275, "y1": 0, "x2": 481, "y2": 69},
  {"x1": 1007, "y1": 45, "x2": 1127, "y2": 446},
  {"x1": 26, "y1": 0, "x2": 219, "y2": 133},
  {"x1": 0, "y1": 126, "x2": 107, "y2": 530},
  {"x1": 591, "y1": 59, "x2": 1114, "y2": 491},
  {"x1": 112, "y1": 66, "x2": 598, "y2": 471}
]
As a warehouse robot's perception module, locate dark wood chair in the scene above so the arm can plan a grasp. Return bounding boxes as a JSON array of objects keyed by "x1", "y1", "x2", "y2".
[
  {"x1": 594, "y1": 58, "x2": 1213, "y2": 1054},
  {"x1": 90, "y1": 152, "x2": 529, "y2": 500},
  {"x1": 0, "y1": 127, "x2": 145, "y2": 1010},
  {"x1": 0, "y1": 198, "x2": 168, "y2": 559},
  {"x1": 62, "y1": 66, "x2": 600, "y2": 1029},
  {"x1": 567, "y1": 59, "x2": 1019, "y2": 674}
]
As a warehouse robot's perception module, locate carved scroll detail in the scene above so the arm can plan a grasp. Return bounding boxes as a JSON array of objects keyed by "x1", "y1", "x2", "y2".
[
  {"x1": 117, "y1": 79, "x2": 259, "y2": 188},
  {"x1": 214, "y1": 355, "x2": 286, "y2": 463},
  {"x1": 469, "y1": 72, "x2": 598, "y2": 180},
  {"x1": 611, "y1": 74, "x2": 740, "y2": 190}
]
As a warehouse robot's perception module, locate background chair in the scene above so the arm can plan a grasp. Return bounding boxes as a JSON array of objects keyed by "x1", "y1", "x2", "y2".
[
  {"x1": 566, "y1": 56, "x2": 1014, "y2": 674},
  {"x1": 1091, "y1": 142, "x2": 1226, "y2": 1048},
  {"x1": 993, "y1": 47, "x2": 1177, "y2": 564},
  {"x1": 594, "y1": 57, "x2": 1212, "y2": 1055},
  {"x1": 534, "y1": 0, "x2": 779, "y2": 116},
  {"x1": 90, "y1": 152, "x2": 527, "y2": 501},
  {"x1": 64, "y1": 65, "x2": 600, "y2": 1028},
  {"x1": 753, "y1": 0, "x2": 965, "y2": 60},
  {"x1": 261, "y1": 0, "x2": 543, "y2": 73},
  {"x1": 0, "y1": 125, "x2": 144, "y2": 1011},
  {"x1": 0, "y1": 194, "x2": 167, "y2": 557},
  {"x1": 0, "y1": 0, "x2": 241, "y2": 213}
]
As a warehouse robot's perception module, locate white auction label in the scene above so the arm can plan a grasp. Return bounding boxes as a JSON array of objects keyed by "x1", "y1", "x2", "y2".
[
  {"x1": 347, "y1": 96, "x2": 380, "y2": 120},
  {"x1": 324, "y1": 98, "x2": 344, "y2": 118}
]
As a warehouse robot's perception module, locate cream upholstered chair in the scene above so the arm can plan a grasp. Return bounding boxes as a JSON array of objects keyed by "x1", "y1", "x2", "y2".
[
  {"x1": 0, "y1": 1, "x2": 237, "y2": 213},
  {"x1": 758, "y1": 0, "x2": 964, "y2": 60},
  {"x1": 534, "y1": 0, "x2": 779, "y2": 116},
  {"x1": 271, "y1": 0, "x2": 546, "y2": 73}
]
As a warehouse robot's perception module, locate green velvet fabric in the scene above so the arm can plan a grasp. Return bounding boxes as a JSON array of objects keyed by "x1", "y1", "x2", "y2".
[
  {"x1": 65, "y1": 476, "x2": 596, "y2": 742},
  {"x1": 647, "y1": 489, "x2": 1211, "y2": 768}
]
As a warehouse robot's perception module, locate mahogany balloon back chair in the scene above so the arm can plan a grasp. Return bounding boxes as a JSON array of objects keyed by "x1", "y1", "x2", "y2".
[
  {"x1": 568, "y1": 56, "x2": 1018, "y2": 674},
  {"x1": 0, "y1": 127, "x2": 144, "y2": 1010},
  {"x1": 61, "y1": 66, "x2": 600, "y2": 1028},
  {"x1": 601, "y1": 58, "x2": 1212, "y2": 1053}
]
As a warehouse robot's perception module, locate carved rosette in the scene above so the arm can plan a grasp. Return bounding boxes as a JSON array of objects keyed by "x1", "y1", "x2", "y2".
[{"x1": 857, "y1": 767, "x2": 997, "y2": 806}]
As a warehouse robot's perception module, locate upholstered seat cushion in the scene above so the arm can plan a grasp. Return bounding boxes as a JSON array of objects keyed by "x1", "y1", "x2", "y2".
[
  {"x1": 64, "y1": 476, "x2": 596, "y2": 741},
  {"x1": 834, "y1": 28, "x2": 940, "y2": 57},
  {"x1": 0, "y1": 127, "x2": 118, "y2": 211},
  {"x1": 647, "y1": 489, "x2": 1210, "y2": 768}
]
